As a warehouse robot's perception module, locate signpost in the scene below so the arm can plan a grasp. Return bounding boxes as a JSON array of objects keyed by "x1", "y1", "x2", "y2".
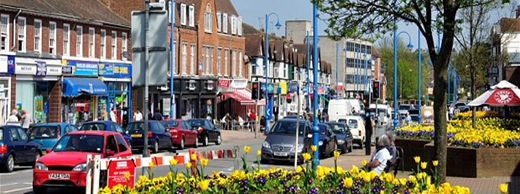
[{"x1": 107, "y1": 159, "x2": 136, "y2": 189}]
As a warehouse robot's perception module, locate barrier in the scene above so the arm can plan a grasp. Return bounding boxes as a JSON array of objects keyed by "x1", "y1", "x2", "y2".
[{"x1": 85, "y1": 147, "x2": 239, "y2": 194}]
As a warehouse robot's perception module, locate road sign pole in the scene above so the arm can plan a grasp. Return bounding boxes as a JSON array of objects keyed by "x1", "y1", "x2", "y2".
[{"x1": 142, "y1": 0, "x2": 150, "y2": 177}]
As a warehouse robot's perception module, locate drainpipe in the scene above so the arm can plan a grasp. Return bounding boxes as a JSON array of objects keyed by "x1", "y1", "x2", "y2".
[{"x1": 11, "y1": 9, "x2": 22, "y2": 51}]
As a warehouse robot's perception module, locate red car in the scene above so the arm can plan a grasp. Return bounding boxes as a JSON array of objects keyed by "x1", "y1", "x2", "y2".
[
  {"x1": 32, "y1": 131, "x2": 132, "y2": 193},
  {"x1": 161, "y1": 119, "x2": 198, "y2": 150}
]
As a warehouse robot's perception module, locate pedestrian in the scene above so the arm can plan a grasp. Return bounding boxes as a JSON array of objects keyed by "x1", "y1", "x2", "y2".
[
  {"x1": 405, "y1": 112, "x2": 411, "y2": 126},
  {"x1": 133, "y1": 108, "x2": 143, "y2": 121},
  {"x1": 110, "y1": 107, "x2": 117, "y2": 122},
  {"x1": 153, "y1": 111, "x2": 164, "y2": 121},
  {"x1": 8, "y1": 109, "x2": 19, "y2": 122},
  {"x1": 366, "y1": 134, "x2": 393, "y2": 175},
  {"x1": 260, "y1": 116, "x2": 266, "y2": 132},
  {"x1": 21, "y1": 110, "x2": 32, "y2": 129},
  {"x1": 364, "y1": 108, "x2": 373, "y2": 156},
  {"x1": 224, "y1": 113, "x2": 232, "y2": 130}
]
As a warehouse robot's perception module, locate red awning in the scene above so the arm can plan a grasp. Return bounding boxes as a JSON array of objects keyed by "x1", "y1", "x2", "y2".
[{"x1": 221, "y1": 89, "x2": 266, "y2": 106}]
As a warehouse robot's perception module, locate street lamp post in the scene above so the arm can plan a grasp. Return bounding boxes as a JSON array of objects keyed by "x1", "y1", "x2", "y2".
[
  {"x1": 264, "y1": 12, "x2": 281, "y2": 134},
  {"x1": 417, "y1": 28, "x2": 422, "y2": 123},
  {"x1": 312, "y1": 4, "x2": 320, "y2": 168},
  {"x1": 357, "y1": 48, "x2": 360, "y2": 95},
  {"x1": 447, "y1": 63, "x2": 451, "y2": 105},
  {"x1": 393, "y1": 30, "x2": 413, "y2": 130},
  {"x1": 336, "y1": 42, "x2": 339, "y2": 99}
]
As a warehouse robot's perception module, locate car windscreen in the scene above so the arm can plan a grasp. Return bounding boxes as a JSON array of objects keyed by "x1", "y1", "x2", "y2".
[
  {"x1": 29, "y1": 126, "x2": 59, "y2": 139},
  {"x1": 127, "y1": 122, "x2": 145, "y2": 131},
  {"x1": 270, "y1": 121, "x2": 305, "y2": 135},
  {"x1": 348, "y1": 119, "x2": 358, "y2": 129},
  {"x1": 327, "y1": 123, "x2": 345, "y2": 134},
  {"x1": 411, "y1": 115, "x2": 420, "y2": 121},
  {"x1": 188, "y1": 120, "x2": 208, "y2": 128},
  {"x1": 53, "y1": 134, "x2": 104, "y2": 153},
  {"x1": 80, "y1": 123, "x2": 106, "y2": 131},
  {"x1": 318, "y1": 125, "x2": 328, "y2": 135},
  {"x1": 162, "y1": 121, "x2": 179, "y2": 128}
]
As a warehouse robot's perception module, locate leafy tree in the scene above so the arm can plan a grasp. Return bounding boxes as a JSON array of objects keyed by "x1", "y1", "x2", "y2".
[{"x1": 312, "y1": 0, "x2": 509, "y2": 183}]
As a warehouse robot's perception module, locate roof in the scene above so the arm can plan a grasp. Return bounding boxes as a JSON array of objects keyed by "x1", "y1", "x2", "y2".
[
  {"x1": 32, "y1": 123, "x2": 70, "y2": 127},
  {"x1": 371, "y1": 46, "x2": 381, "y2": 58},
  {"x1": 0, "y1": 0, "x2": 129, "y2": 27},
  {"x1": 244, "y1": 33, "x2": 263, "y2": 57},
  {"x1": 83, "y1": 121, "x2": 116, "y2": 125},
  {"x1": 273, "y1": 40, "x2": 285, "y2": 62},
  {"x1": 215, "y1": 0, "x2": 238, "y2": 15},
  {"x1": 500, "y1": 18, "x2": 520, "y2": 32},
  {"x1": 243, "y1": 23, "x2": 261, "y2": 34}
]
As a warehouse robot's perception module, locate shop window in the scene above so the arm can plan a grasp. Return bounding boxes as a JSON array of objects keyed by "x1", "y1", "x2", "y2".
[
  {"x1": 17, "y1": 17, "x2": 26, "y2": 52},
  {"x1": 16, "y1": 81, "x2": 49, "y2": 124},
  {"x1": 0, "y1": 78, "x2": 10, "y2": 125}
]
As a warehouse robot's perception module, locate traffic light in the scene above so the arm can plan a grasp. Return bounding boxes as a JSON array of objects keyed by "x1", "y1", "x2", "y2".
[
  {"x1": 252, "y1": 82, "x2": 259, "y2": 100},
  {"x1": 286, "y1": 93, "x2": 292, "y2": 103},
  {"x1": 372, "y1": 80, "x2": 380, "y2": 99}
]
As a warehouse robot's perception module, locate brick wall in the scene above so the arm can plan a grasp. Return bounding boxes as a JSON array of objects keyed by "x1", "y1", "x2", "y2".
[
  {"x1": 10, "y1": 75, "x2": 15, "y2": 110},
  {"x1": 395, "y1": 138, "x2": 432, "y2": 171},
  {"x1": 48, "y1": 81, "x2": 62, "y2": 122}
]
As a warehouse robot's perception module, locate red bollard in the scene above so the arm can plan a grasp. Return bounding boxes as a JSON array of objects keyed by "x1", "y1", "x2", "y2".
[{"x1": 188, "y1": 149, "x2": 196, "y2": 176}]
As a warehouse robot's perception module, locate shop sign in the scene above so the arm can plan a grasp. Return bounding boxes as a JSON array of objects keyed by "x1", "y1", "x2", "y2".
[
  {"x1": 279, "y1": 81, "x2": 287, "y2": 94},
  {"x1": 47, "y1": 66, "x2": 62, "y2": 76},
  {"x1": 66, "y1": 60, "x2": 98, "y2": 76},
  {"x1": 99, "y1": 63, "x2": 132, "y2": 78},
  {"x1": 218, "y1": 79, "x2": 230, "y2": 88},
  {"x1": 231, "y1": 79, "x2": 248, "y2": 89},
  {"x1": 62, "y1": 66, "x2": 73, "y2": 75},
  {"x1": 35, "y1": 61, "x2": 47, "y2": 77},
  {"x1": 16, "y1": 64, "x2": 36, "y2": 75},
  {"x1": 0, "y1": 56, "x2": 15, "y2": 74}
]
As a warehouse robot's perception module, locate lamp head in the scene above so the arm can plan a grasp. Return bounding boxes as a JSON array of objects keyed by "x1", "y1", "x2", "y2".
[
  {"x1": 275, "y1": 21, "x2": 282, "y2": 30},
  {"x1": 407, "y1": 43, "x2": 414, "y2": 49}
]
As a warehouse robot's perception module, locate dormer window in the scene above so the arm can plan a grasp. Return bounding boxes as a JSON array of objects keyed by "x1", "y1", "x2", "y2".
[
  {"x1": 217, "y1": 12, "x2": 222, "y2": 32},
  {"x1": 180, "y1": 3, "x2": 186, "y2": 25},
  {"x1": 189, "y1": 5, "x2": 195, "y2": 27},
  {"x1": 223, "y1": 13, "x2": 228, "y2": 33},
  {"x1": 231, "y1": 15, "x2": 236, "y2": 35},
  {"x1": 204, "y1": 4, "x2": 212, "y2": 33},
  {"x1": 238, "y1": 16, "x2": 242, "y2": 36}
]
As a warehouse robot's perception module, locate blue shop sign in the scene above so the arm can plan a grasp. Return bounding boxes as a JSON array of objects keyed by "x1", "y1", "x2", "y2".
[
  {"x1": 0, "y1": 55, "x2": 15, "y2": 74},
  {"x1": 66, "y1": 60, "x2": 98, "y2": 76},
  {"x1": 99, "y1": 63, "x2": 132, "y2": 78}
]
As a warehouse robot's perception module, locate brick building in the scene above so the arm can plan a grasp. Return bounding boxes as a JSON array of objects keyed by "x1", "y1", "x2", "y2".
[{"x1": 0, "y1": 0, "x2": 132, "y2": 125}]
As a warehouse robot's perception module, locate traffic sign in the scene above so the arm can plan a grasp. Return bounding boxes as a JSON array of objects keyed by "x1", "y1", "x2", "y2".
[{"x1": 107, "y1": 159, "x2": 136, "y2": 189}]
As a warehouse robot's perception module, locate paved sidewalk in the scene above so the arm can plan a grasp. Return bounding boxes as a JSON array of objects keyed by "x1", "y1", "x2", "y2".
[{"x1": 220, "y1": 129, "x2": 264, "y2": 143}]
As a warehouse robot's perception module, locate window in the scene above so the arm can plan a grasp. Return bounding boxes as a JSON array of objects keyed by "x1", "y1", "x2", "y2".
[
  {"x1": 223, "y1": 13, "x2": 228, "y2": 33},
  {"x1": 206, "y1": 46, "x2": 210, "y2": 74},
  {"x1": 201, "y1": 46, "x2": 205, "y2": 74},
  {"x1": 49, "y1": 22, "x2": 56, "y2": 54},
  {"x1": 34, "y1": 19, "x2": 42, "y2": 53},
  {"x1": 232, "y1": 50, "x2": 236, "y2": 77},
  {"x1": 100, "y1": 30, "x2": 106, "y2": 59},
  {"x1": 76, "y1": 26, "x2": 83, "y2": 57},
  {"x1": 17, "y1": 128, "x2": 28, "y2": 141},
  {"x1": 88, "y1": 28, "x2": 95, "y2": 58},
  {"x1": 180, "y1": 3, "x2": 186, "y2": 25},
  {"x1": 238, "y1": 16, "x2": 243, "y2": 36},
  {"x1": 106, "y1": 135, "x2": 118, "y2": 153},
  {"x1": 217, "y1": 48, "x2": 222, "y2": 75},
  {"x1": 63, "y1": 24, "x2": 70, "y2": 56},
  {"x1": 111, "y1": 31, "x2": 117, "y2": 60},
  {"x1": 190, "y1": 44, "x2": 195, "y2": 74},
  {"x1": 188, "y1": 5, "x2": 195, "y2": 27},
  {"x1": 122, "y1": 33, "x2": 128, "y2": 61},
  {"x1": 0, "y1": 15, "x2": 9, "y2": 52},
  {"x1": 168, "y1": 1, "x2": 174, "y2": 23},
  {"x1": 231, "y1": 15, "x2": 236, "y2": 35},
  {"x1": 8, "y1": 128, "x2": 19, "y2": 141},
  {"x1": 182, "y1": 42, "x2": 187, "y2": 74},
  {"x1": 210, "y1": 47, "x2": 214, "y2": 74},
  {"x1": 115, "y1": 134, "x2": 128, "y2": 152},
  {"x1": 217, "y1": 12, "x2": 221, "y2": 32},
  {"x1": 224, "y1": 48, "x2": 229, "y2": 75},
  {"x1": 17, "y1": 17, "x2": 26, "y2": 52},
  {"x1": 204, "y1": 4, "x2": 212, "y2": 33},
  {"x1": 239, "y1": 51, "x2": 243, "y2": 77}
]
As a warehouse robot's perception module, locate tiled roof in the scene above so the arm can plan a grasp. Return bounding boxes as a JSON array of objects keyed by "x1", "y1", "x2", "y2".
[
  {"x1": 284, "y1": 47, "x2": 292, "y2": 64},
  {"x1": 500, "y1": 18, "x2": 520, "y2": 32},
  {"x1": 297, "y1": 53, "x2": 305, "y2": 68},
  {"x1": 273, "y1": 40, "x2": 285, "y2": 62},
  {"x1": 245, "y1": 33, "x2": 263, "y2": 57},
  {"x1": 243, "y1": 23, "x2": 260, "y2": 34},
  {"x1": 0, "y1": 0, "x2": 129, "y2": 27},
  {"x1": 215, "y1": 0, "x2": 238, "y2": 15},
  {"x1": 371, "y1": 46, "x2": 381, "y2": 58}
]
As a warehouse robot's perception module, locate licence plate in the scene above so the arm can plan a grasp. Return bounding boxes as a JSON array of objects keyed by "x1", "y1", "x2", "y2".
[
  {"x1": 274, "y1": 152, "x2": 288, "y2": 156},
  {"x1": 49, "y1": 173, "x2": 70, "y2": 179},
  {"x1": 131, "y1": 134, "x2": 143, "y2": 138}
]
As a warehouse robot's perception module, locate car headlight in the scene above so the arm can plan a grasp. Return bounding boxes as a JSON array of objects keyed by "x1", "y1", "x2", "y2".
[
  {"x1": 337, "y1": 140, "x2": 345, "y2": 144},
  {"x1": 72, "y1": 163, "x2": 87, "y2": 171},
  {"x1": 35, "y1": 162, "x2": 48, "y2": 171},
  {"x1": 262, "y1": 141, "x2": 271, "y2": 149},
  {"x1": 318, "y1": 141, "x2": 323, "y2": 146}
]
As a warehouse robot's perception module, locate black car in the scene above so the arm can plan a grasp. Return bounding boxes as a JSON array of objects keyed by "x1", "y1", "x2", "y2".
[
  {"x1": 261, "y1": 119, "x2": 313, "y2": 164},
  {"x1": 324, "y1": 122, "x2": 354, "y2": 153},
  {"x1": 127, "y1": 121, "x2": 174, "y2": 153},
  {"x1": 317, "y1": 124, "x2": 337, "y2": 158},
  {"x1": 0, "y1": 125, "x2": 42, "y2": 172},
  {"x1": 187, "y1": 119, "x2": 222, "y2": 146}
]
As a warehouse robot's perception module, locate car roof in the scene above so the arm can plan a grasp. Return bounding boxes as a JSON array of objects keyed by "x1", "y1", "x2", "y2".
[
  {"x1": 84, "y1": 121, "x2": 115, "y2": 124},
  {"x1": 67, "y1": 130, "x2": 118, "y2": 136},
  {"x1": 324, "y1": 122, "x2": 345, "y2": 125},
  {"x1": 32, "y1": 123, "x2": 69, "y2": 127},
  {"x1": 161, "y1": 119, "x2": 182, "y2": 122}
]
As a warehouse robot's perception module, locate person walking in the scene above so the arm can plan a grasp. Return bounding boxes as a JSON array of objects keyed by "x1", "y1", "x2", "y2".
[
  {"x1": 405, "y1": 112, "x2": 411, "y2": 126},
  {"x1": 110, "y1": 108, "x2": 117, "y2": 122},
  {"x1": 249, "y1": 110, "x2": 256, "y2": 132},
  {"x1": 21, "y1": 110, "x2": 32, "y2": 129},
  {"x1": 133, "y1": 108, "x2": 143, "y2": 121},
  {"x1": 8, "y1": 109, "x2": 19, "y2": 122}
]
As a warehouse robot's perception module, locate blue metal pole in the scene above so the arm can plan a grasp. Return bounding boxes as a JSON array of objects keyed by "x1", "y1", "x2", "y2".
[
  {"x1": 364, "y1": 53, "x2": 368, "y2": 92},
  {"x1": 170, "y1": 0, "x2": 175, "y2": 119},
  {"x1": 264, "y1": 13, "x2": 269, "y2": 134},
  {"x1": 447, "y1": 64, "x2": 451, "y2": 105},
  {"x1": 418, "y1": 29, "x2": 422, "y2": 123},
  {"x1": 306, "y1": 32, "x2": 310, "y2": 110},
  {"x1": 336, "y1": 42, "x2": 339, "y2": 99},
  {"x1": 107, "y1": 82, "x2": 110, "y2": 121},
  {"x1": 453, "y1": 65, "x2": 457, "y2": 103},
  {"x1": 393, "y1": 7, "x2": 398, "y2": 130},
  {"x1": 312, "y1": 4, "x2": 320, "y2": 168},
  {"x1": 357, "y1": 48, "x2": 360, "y2": 94},
  {"x1": 128, "y1": 82, "x2": 132, "y2": 122}
]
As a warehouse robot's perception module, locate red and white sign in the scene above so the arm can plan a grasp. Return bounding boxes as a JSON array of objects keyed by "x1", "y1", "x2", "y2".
[
  {"x1": 107, "y1": 159, "x2": 136, "y2": 189},
  {"x1": 493, "y1": 90, "x2": 514, "y2": 104},
  {"x1": 218, "y1": 79, "x2": 230, "y2": 88},
  {"x1": 231, "y1": 79, "x2": 248, "y2": 89}
]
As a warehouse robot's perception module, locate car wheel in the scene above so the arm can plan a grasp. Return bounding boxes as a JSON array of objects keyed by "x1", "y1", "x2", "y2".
[
  {"x1": 1, "y1": 154, "x2": 14, "y2": 172},
  {"x1": 203, "y1": 136, "x2": 209, "y2": 146},
  {"x1": 260, "y1": 157, "x2": 268, "y2": 164},
  {"x1": 360, "y1": 138, "x2": 365, "y2": 149},
  {"x1": 169, "y1": 139, "x2": 176, "y2": 152},
  {"x1": 179, "y1": 138, "x2": 185, "y2": 150},
  {"x1": 33, "y1": 186, "x2": 47, "y2": 194},
  {"x1": 153, "y1": 141, "x2": 159, "y2": 153},
  {"x1": 215, "y1": 134, "x2": 222, "y2": 145}
]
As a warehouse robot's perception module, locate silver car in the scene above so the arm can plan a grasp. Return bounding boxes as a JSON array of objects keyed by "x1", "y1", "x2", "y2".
[{"x1": 260, "y1": 119, "x2": 313, "y2": 164}]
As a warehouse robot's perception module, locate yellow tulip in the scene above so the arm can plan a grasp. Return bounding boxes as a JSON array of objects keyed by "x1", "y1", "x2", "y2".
[
  {"x1": 350, "y1": 165, "x2": 359, "y2": 174},
  {"x1": 385, "y1": 173, "x2": 394, "y2": 182},
  {"x1": 362, "y1": 173, "x2": 371, "y2": 183},
  {"x1": 200, "y1": 180, "x2": 210, "y2": 191},
  {"x1": 169, "y1": 158, "x2": 178, "y2": 166},
  {"x1": 334, "y1": 151, "x2": 340, "y2": 158},
  {"x1": 190, "y1": 154, "x2": 197, "y2": 161},
  {"x1": 311, "y1": 145, "x2": 317, "y2": 152},
  {"x1": 433, "y1": 160, "x2": 439, "y2": 167},
  {"x1": 362, "y1": 159, "x2": 367, "y2": 166},
  {"x1": 414, "y1": 156, "x2": 421, "y2": 164},
  {"x1": 186, "y1": 162, "x2": 192, "y2": 169},
  {"x1": 256, "y1": 150, "x2": 261, "y2": 156},
  {"x1": 421, "y1": 162, "x2": 428, "y2": 170},
  {"x1": 409, "y1": 175, "x2": 417, "y2": 183},
  {"x1": 148, "y1": 161, "x2": 154, "y2": 168},
  {"x1": 499, "y1": 183, "x2": 508, "y2": 194},
  {"x1": 124, "y1": 172, "x2": 131, "y2": 180},
  {"x1": 244, "y1": 146, "x2": 251, "y2": 154},
  {"x1": 201, "y1": 158, "x2": 209, "y2": 167},
  {"x1": 343, "y1": 177, "x2": 353, "y2": 189},
  {"x1": 296, "y1": 166, "x2": 302, "y2": 173},
  {"x1": 302, "y1": 153, "x2": 311, "y2": 161}
]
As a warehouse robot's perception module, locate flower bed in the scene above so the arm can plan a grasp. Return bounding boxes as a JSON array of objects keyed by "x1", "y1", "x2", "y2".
[{"x1": 98, "y1": 146, "x2": 473, "y2": 194}]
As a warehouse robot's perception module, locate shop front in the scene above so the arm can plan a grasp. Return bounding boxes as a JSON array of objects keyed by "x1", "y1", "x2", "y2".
[
  {"x1": 62, "y1": 59, "x2": 107, "y2": 125},
  {"x1": 218, "y1": 79, "x2": 263, "y2": 122},
  {"x1": 167, "y1": 77, "x2": 217, "y2": 120},
  {"x1": 15, "y1": 57, "x2": 62, "y2": 124},
  {"x1": 99, "y1": 62, "x2": 132, "y2": 127},
  {"x1": 0, "y1": 55, "x2": 14, "y2": 125}
]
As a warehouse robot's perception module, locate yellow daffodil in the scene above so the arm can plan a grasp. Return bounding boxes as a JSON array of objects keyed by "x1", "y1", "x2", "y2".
[
  {"x1": 302, "y1": 153, "x2": 311, "y2": 161},
  {"x1": 343, "y1": 177, "x2": 353, "y2": 189},
  {"x1": 169, "y1": 158, "x2": 178, "y2": 166},
  {"x1": 311, "y1": 145, "x2": 317, "y2": 152},
  {"x1": 421, "y1": 162, "x2": 427, "y2": 170},
  {"x1": 190, "y1": 154, "x2": 197, "y2": 161},
  {"x1": 149, "y1": 161, "x2": 154, "y2": 167},
  {"x1": 124, "y1": 172, "x2": 131, "y2": 180},
  {"x1": 399, "y1": 178, "x2": 407, "y2": 186},
  {"x1": 409, "y1": 175, "x2": 417, "y2": 183},
  {"x1": 257, "y1": 150, "x2": 261, "y2": 156},
  {"x1": 186, "y1": 162, "x2": 192, "y2": 169},
  {"x1": 200, "y1": 158, "x2": 209, "y2": 167},
  {"x1": 244, "y1": 146, "x2": 251, "y2": 154},
  {"x1": 362, "y1": 159, "x2": 367, "y2": 166},
  {"x1": 499, "y1": 183, "x2": 508, "y2": 194},
  {"x1": 414, "y1": 156, "x2": 421, "y2": 164},
  {"x1": 200, "y1": 180, "x2": 210, "y2": 191},
  {"x1": 433, "y1": 160, "x2": 439, "y2": 167},
  {"x1": 333, "y1": 150, "x2": 340, "y2": 158}
]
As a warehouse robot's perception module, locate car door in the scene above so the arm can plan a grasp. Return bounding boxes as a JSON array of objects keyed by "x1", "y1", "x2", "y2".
[
  {"x1": 9, "y1": 127, "x2": 26, "y2": 163},
  {"x1": 153, "y1": 122, "x2": 170, "y2": 147},
  {"x1": 105, "y1": 135, "x2": 119, "y2": 158},
  {"x1": 205, "y1": 120, "x2": 216, "y2": 141},
  {"x1": 186, "y1": 121, "x2": 197, "y2": 144},
  {"x1": 327, "y1": 126, "x2": 335, "y2": 149},
  {"x1": 17, "y1": 127, "x2": 37, "y2": 163}
]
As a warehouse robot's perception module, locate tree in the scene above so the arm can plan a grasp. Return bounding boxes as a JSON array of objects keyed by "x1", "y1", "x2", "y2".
[
  {"x1": 313, "y1": 0, "x2": 509, "y2": 183},
  {"x1": 453, "y1": 42, "x2": 491, "y2": 98}
]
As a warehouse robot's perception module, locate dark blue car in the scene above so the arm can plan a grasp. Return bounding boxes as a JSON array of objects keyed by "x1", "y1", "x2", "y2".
[
  {"x1": 28, "y1": 123, "x2": 78, "y2": 152},
  {"x1": 0, "y1": 125, "x2": 42, "y2": 172},
  {"x1": 127, "y1": 121, "x2": 173, "y2": 153},
  {"x1": 79, "y1": 121, "x2": 133, "y2": 149}
]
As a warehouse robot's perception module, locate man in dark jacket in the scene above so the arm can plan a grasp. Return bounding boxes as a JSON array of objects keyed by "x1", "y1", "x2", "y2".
[{"x1": 365, "y1": 108, "x2": 373, "y2": 156}]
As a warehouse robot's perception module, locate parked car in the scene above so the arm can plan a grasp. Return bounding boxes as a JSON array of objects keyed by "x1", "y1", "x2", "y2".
[
  {"x1": 337, "y1": 116, "x2": 366, "y2": 149},
  {"x1": 161, "y1": 119, "x2": 198, "y2": 149},
  {"x1": 80, "y1": 121, "x2": 132, "y2": 149},
  {"x1": 127, "y1": 121, "x2": 173, "y2": 153},
  {"x1": 398, "y1": 104, "x2": 415, "y2": 116},
  {"x1": 28, "y1": 123, "x2": 78, "y2": 153},
  {"x1": 324, "y1": 122, "x2": 354, "y2": 153},
  {"x1": 0, "y1": 125, "x2": 42, "y2": 172},
  {"x1": 317, "y1": 124, "x2": 337, "y2": 158},
  {"x1": 187, "y1": 119, "x2": 222, "y2": 146},
  {"x1": 32, "y1": 131, "x2": 132, "y2": 193},
  {"x1": 260, "y1": 119, "x2": 313, "y2": 164}
]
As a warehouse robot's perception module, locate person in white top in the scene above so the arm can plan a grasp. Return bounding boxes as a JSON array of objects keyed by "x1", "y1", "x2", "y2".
[
  {"x1": 8, "y1": 109, "x2": 19, "y2": 122},
  {"x1": 366, "y1": 134, "x2": 393, "y2": 175},
  {"x1": 133, "y1": 108, "x2": 143, "y2": 121},
  {"x1": 110, "y1": 108, "x2": 117, "y2": 122},
  {"x1": 21, "y1": 110, "x2": 32, "y2": 129}
]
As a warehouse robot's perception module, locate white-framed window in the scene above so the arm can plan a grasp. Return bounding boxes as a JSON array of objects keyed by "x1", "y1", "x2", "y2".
[
  {"x1": 17, "y1": 17, "x2": 26, "y2": 52},
  {"x1": 217, "y1": 47, "x2": 222, "y2": 75},
  {"x1": 168, "y1": 1, "x2": 174, "y2": 23},
  {"x1": 201, "y1": 46, "x2": 205, "y2": 74},
  {"x1": 111, "y1": 31, "x2": 117, "y2": 60},
  {"x1": 239, "y1": 51, "x2": 243, "y2": 77},
  {"x1": 182, "y1": 42, "x2": 187, "y2": 74},
  {"x1": 34, "y1": 19, "x2": 42, "y2": 53},
  {"x1": 231, "y1": 15, "x2": 236, "y2": 35},
  {"x1": 88, "y1": 27, "x2": 95, "y2": 58},
  {"x1": 188, "y1": 5, "x2": 195, "y2": 27},
  {"x1": 232, "y1": 50, "x2": 236, "y2": 77},
  {"x1": 180, "y1": 3, "x2": 186, "y2": 25},
  {"x1": 63, "y1": 23, "x2": 70, "y2": 56},
  {"x1": 0, "y1": 14, "x2": 9, "y2": 52},
  {"x1": 224, "y1": 48, "x2": 228, "y2": 75},
  {"x1": 100, "y1": 29, "x2": 106, "y2": 59},
  {"x1": 238, "y1": 16, "x2": 243, "y2": 36},
  {"x1": 223, "y1": 13, "x2": 228, "y2": 33},
  {"x1": 204, "y1": 4, "x2": 212, "y2": 33},
  {"x1": 216, "y1": 12, "x2": 221, "y2": 32},
  {"x1": 210, "y1": 46, "x2": 214, "y2": 74},
  {"x1": 205, "y1": 46, "x2": 210, "y2": 74},
  {"x1": 122, "y1": 32, "x2": 127, "y2": 61},
  {"x1": 49, "y1": 22, "x2": 56, "y2": 54},
  {"x1": 190, "y1": 43, "x2": 195, "y2": 74},
  {"x1": 76, "y1": 26, "x2": 83, "y2": 57}
]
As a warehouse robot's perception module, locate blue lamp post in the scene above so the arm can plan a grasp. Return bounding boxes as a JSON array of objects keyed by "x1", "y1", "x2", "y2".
[
  {"x1": 312, "y1": 4, "x2": 320, "y2": 168},
  {"x1": 417, "y1": 28, "x2": 422, "y2": 123},
  {"x1": 447, "y1": 63, "x2": 451, "y2": 105},
  {"x1": 453, "y1": 67, "x2": 457, "y2": 103},
  {"x1": 336, "y1": 42, "x2": 339, "y2": 99},
  {"x1": 170, "y1": 0, "x2": 175, "y2": 119},
  {"x1": 393, "y1": 30, "x2": 413, "y2": 130},
  {"x1": 356, "y1": 48, "x2": 360, "y2": 95},
  {"x1": 264, "y1": 12, "x2": 281, "y2": 135}
]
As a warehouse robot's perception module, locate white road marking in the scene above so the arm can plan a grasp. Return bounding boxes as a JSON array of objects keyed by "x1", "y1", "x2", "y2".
[
  {"x1": 0, "y1": 183, "x2": 17, "y2": 187},
  {"x1": 2, "y1": 186, "x2": 32, "y2": 194}
]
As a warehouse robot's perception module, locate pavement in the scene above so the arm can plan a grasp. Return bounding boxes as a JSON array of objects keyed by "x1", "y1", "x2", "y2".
[{"x1": 222, "y1": 130, "x2": 520, "y2": 194}]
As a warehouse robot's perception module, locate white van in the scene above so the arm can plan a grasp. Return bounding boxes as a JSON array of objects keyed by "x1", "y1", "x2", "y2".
[
  {"x1": 337, "y1": 115, "x2": 366, "y2": 149},
  {"x1": 328, "y1": 99, "x2": 354, "y2": 121}
]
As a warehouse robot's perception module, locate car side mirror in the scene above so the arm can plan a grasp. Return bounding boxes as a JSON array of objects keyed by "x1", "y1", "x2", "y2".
[{"x1": 107, "y1": 150, "x2": 115, "y2": 157}]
